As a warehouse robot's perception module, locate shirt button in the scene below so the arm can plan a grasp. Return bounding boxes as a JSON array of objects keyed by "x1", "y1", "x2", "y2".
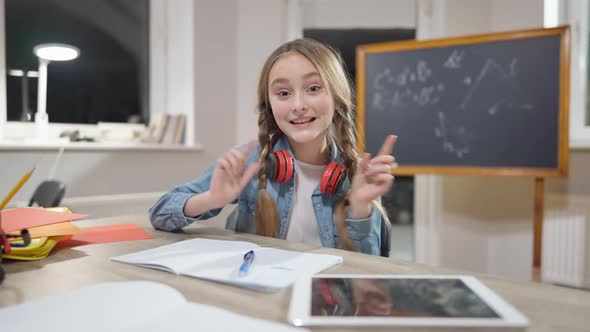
[
  {"x1": 282, "y1": 217, "x2": 286, "y2": 222},
  {"x1": 289, "y1": 186, "x2": 294, "y2": 192},
  {"x1": 315, "y1": 203, "x2": 321, "y2": 209}
]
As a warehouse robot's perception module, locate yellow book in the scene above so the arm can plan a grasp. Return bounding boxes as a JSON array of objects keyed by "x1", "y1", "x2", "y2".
[{"x1": 3, "y1": 236, "x2": 61, "y2": 261}]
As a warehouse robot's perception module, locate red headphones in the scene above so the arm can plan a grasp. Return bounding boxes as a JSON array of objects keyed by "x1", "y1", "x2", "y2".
[
  {"x1": 319, "y1": 278, "x2": 342, "y2": 305},
  {"x1": 268, "y1": 135, "x2": 346, "y2": 194}
]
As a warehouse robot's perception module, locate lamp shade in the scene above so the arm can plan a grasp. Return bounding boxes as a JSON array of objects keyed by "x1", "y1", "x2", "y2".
[{"x1": 33, "y1": 43, "x2": 80, "y2": 61}]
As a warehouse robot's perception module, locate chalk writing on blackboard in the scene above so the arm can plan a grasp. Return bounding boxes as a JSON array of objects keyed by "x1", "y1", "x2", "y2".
[
  {"x1": 444, "y1": 50, "x2": 465, "y2": 69},
  {"x1": 371, "y1": 62, "x2": 443, "y2": 110},
  {"x1": 417, "y1": 61, "x2": 432, "y2": 81},
  {"x1": 434, "y1": 112, "x2": 471, "y2": 159},
  {"x1": 460, "y1": 58, "x2": 536, "y2": 115},
  {"x1": 369, "y1": 51, "x2": 538, "y2": 159}
]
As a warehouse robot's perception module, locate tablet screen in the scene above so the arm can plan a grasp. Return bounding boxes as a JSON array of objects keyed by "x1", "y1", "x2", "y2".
[{"x1": 311, "y1": 277, "x2": 500, "y2": 318}]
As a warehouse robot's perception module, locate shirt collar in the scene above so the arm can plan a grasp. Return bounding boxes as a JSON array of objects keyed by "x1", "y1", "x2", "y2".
[{"x1": 272, "y1": 134, "x2": 344, "y2": 164}]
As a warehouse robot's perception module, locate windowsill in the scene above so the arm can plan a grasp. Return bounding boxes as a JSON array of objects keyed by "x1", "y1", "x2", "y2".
[
  {"x1": 0, "y1": 139, "x2": 204, "y2": 152},
  {"x1": 571, "y1": 138, "x2": 590, "y2": 151}
]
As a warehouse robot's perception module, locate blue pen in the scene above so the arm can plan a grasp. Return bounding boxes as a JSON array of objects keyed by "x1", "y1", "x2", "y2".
[{"x1": 239, "y1": 250, "x2": 255, "y2": 276}]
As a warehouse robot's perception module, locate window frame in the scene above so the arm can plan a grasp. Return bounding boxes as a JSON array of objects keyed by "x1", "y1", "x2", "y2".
[
  {"x1": 0, "y1": 0, "x2": 196, "y2": 149},
  {"x1": 562, "y1": 0, "x2": 590, "y2": 148}
]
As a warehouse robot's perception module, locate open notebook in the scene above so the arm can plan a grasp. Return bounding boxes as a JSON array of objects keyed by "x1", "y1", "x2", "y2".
[
  {"x1": 111, "y1": 238, "x2": 343, "y2": 292},
  {"x1": 0, "y1": 281, "x2": 308, "y2": 332}
]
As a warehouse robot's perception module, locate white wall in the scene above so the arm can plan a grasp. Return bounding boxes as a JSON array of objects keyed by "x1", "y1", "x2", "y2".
[
  {"x1": 444, "y1": 0, "x2": 543, "y2": 35},
  {"x1": 302, "y1": 0, "x2": 415, "y2": 28},
  {"x1": 489, "y1": 0, "x2": 544, "y2": 32},
  {"x1": 0, "y1": 149, "x2": 205, "y2": 200},
  {"x1": 193, "y1": 0, "x2": 238, "y2": 158}
]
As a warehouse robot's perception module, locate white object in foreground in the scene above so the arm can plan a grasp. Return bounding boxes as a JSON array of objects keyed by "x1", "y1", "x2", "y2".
[{"x1": 0, "y1": 281, "x2": 308, "y2": 332}]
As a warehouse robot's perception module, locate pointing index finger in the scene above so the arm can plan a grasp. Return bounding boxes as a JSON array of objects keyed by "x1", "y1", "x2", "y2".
[{"x1": 377, "y1": 135, "x2": 397, "y2": 156}]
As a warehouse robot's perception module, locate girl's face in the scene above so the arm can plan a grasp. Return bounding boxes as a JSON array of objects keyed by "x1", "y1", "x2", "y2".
[{"x1": 268, "y1": 52, "x2": 333, "y2": 149}]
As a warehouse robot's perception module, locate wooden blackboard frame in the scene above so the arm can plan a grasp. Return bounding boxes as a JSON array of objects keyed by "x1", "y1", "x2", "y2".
[{"x1": 356, "y1": 26, "x2": 570, "y2": 178}]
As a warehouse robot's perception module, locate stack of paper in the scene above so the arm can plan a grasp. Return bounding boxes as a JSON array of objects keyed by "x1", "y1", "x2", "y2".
[
  {"x1": 0, "y1": 281, "x2": 308, "y2": 332},
  {"x1": 2, "y1": 207, "x2": 87, "y2": 260}
]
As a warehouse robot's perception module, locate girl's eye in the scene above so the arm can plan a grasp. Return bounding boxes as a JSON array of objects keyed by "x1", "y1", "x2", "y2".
[
  {"x1": 277, "y1": 90, "x2": 290, "y2": 97},
  {"x1": 308, "y1": 85, "x2": 322, "y2": 93}
]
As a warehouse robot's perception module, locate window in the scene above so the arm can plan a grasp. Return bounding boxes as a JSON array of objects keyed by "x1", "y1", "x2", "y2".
[
  {"x1": 0, "y1": 0, "x2": 196, "y2": 147},
  {"x1": 5, "y1": 0, "x2": 149, "y2": 124}
]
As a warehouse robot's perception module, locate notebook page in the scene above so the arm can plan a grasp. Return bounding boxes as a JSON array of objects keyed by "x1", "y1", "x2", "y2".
[
  {"x1": 111, "y1": 238, "x2": 259, "y2": 274},
  {"x1": 181, "y1": 247, "x2": 343, "y2": 291}
]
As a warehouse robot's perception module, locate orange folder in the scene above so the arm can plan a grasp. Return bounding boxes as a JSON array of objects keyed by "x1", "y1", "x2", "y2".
[
  {"x1": 27, "y1": 221, "x2": 83, "y2": 238},
  {"x1": 57, "y1": 224, "x2": 154, "y2": 247},
  {"x1": 1, "y1": 207, "x2": 88, "y2": 232}
]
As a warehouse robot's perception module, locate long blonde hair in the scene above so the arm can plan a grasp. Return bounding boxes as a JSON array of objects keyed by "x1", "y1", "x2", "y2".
[{"x1": 254, "y1": 38, "x2": 386, "y2": 251}]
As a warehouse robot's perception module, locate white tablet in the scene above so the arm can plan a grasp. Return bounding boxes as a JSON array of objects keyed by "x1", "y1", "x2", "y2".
[{"x1": 288, "y1": 274, "x2": 529, "y2": 328}]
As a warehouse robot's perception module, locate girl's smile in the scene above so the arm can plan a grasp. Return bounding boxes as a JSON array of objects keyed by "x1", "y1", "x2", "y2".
[{"x1": 290, "y1": 117, "x2": 316, "y2": 128}]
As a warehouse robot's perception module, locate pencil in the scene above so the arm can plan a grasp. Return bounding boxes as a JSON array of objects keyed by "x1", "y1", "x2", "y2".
[{"x1": 0, "y1": 167, "x2": 35, "y2": 210}]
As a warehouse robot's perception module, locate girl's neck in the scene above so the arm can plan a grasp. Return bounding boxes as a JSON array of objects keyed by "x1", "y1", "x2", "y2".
[{"x1": 288, "y1": 135, "x2": 330, "y2": 165}]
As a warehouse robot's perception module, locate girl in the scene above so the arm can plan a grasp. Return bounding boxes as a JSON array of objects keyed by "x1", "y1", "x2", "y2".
[{"x1": 150, "y1": 38, "x2": 396, "y2": 255}]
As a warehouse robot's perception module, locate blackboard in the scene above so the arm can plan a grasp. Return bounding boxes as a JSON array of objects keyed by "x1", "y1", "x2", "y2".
[{"x1": 356, "y1": 26, "x2": 570, "y2": 177}]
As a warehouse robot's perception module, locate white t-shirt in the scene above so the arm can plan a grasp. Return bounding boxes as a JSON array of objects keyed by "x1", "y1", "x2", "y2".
[{"x1": 285, "y1": 160, "x2": 325, "y2": 245}]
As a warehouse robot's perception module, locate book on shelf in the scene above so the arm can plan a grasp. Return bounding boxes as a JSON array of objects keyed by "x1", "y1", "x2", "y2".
[
  {"x1": 142, "y1": 111, "x2": 165, "y2": 144},
  {"x1": 160, "y1": 114, "x2": 176, "y2": 144},
  {"x1": 173, "y1": 114, "x2": 186, "y2": 144},
  {"x1": 161, "y1": 113, "x2": 187, "y2": 145},
  {"x1": 142, "y1": 112, "x2": 186, "y2": 145}
]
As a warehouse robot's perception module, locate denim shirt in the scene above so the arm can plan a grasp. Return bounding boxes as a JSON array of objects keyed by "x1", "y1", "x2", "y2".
[{"x1": 149, "y1": 135, "x2": 383, "y2": 255}]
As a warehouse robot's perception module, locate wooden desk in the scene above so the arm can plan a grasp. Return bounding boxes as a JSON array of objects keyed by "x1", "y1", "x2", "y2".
[{"x1": 1, "y1": 215, "x2": 589, "y2": 332}]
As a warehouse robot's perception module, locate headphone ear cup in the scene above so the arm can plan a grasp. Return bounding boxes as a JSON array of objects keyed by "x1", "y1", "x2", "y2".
[
  {"x1": 269, "y1": 149, "x2": 294, "y2": 183},
  {"x1": 320, "y1": 162, "x2": 346, "y2": 194}
]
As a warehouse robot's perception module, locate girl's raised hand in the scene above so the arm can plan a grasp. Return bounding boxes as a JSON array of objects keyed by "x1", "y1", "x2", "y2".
[
  {"x1": 349, "y1": 135, "x2": 397, "y2": 219},
  {"x1": 208, "y1": 141, "x2": 259, "y2": 208}
]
